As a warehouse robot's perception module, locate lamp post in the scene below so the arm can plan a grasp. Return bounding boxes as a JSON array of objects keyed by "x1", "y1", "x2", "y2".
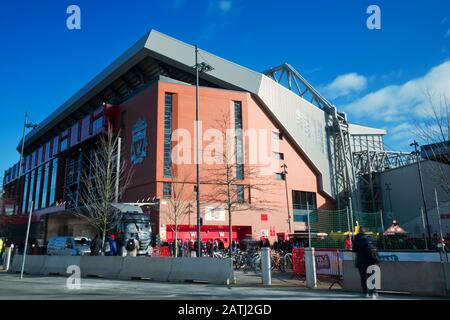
[
  {"x1": 194, "y1": 45, "x2": 213, "y2": 257},
  {"x1": 14, "y1": 112, "x2": 39, "y2": 215},
  {"x1": 410, "y1": 140, "x2": 431, "y2": 241},
  {"x1": 281, "y1": 164, "x2": 291, "y2": 234}
]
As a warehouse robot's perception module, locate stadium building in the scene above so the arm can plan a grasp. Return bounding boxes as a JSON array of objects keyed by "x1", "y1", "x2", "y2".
[{"x1": 1, "y1": 30, "x2": 416, "y2": 245}]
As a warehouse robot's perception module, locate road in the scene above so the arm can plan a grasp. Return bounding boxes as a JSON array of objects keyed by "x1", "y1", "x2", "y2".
[{"x1": 0, "y1": 272, "x2": 433, "y2": 300}]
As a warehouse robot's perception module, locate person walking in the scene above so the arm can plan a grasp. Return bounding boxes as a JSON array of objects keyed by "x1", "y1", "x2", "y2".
[
  {"x1": 344, "y1": 235, "x2": 352, "y2": 250},
  {"x1": 107, "y1": 234, "x2": 117, "y2": 256},
  {"x1": 90, "y1": 235, "x2": 103, "y2": 256},
  {"x1": 125, "y1": 237, "x2": 139, "y2": 257},
  {"x1": 353, "y1": 227, "x2": 379, "y2": 298},
  {"x1": 116, "y1": 235, "x2": 125, "y2": 256}
]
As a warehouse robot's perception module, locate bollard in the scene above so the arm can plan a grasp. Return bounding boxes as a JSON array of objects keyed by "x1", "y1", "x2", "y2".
[
  {"x1": 304, "y1": 248, "x2": 317, "y2": 289},
  {"x1": 4, "y1": 247, "x2": 12, "y2": 271},
  {"x1": 261, "y1": 247, "x2": 272, "y2": 285}
]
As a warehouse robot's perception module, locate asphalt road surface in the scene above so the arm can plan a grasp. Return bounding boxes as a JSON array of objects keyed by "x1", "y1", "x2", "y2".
[{"x1": 0, "y1": 272, "x2": 435, "y2": 300}]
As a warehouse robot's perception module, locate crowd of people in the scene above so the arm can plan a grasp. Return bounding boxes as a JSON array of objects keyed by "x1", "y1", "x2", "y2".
[
  {"x1": 165, "y1": 239, "x2": 238, "y2": 257},
  {"x1": 89, "y1": 234, "x2": 143, "y2": 257}
]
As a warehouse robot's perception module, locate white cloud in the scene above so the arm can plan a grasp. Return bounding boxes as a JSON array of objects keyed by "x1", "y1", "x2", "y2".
[
  {"x1": 322, "y1": 73, "x2": 367, "y2": 100},
  {"x1": 343, "y1": 61, "x2": 450, "y2": 122},
  {"x1": 389, "y1": 123, "x2": 416, "y2": 142}
]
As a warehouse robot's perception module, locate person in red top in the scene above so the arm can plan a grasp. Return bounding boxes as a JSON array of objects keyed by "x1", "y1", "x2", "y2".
[{"x1": 344, "y1": 235, "x2": 352, "y2": 250}]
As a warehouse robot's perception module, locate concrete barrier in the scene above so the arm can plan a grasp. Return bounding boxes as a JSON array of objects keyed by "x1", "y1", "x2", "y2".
[
  {"x1": 8, "y1": 255, "x2": 233, "y2": 285},
  {"x1": 444, "y1": 263, "x2": 450, "y2": 297},
  {"x1": 42, "y1": 256, "x2": 81, "y2": 276},
  {"x1": 167, "y1": 257, "x2": 233, "y2": 284},
  {"x1": 80, "y1": 256, "x2": 124, "y2": 278},
  {"x1": 118, "y1": 256, "x2": 172, "y2": 281},
  {"x1": 9, "y1": 255, "x2": 47, "y2": 274},
  {"x1": 343, "y1": 260, "x2": 449, "y2": 297}
]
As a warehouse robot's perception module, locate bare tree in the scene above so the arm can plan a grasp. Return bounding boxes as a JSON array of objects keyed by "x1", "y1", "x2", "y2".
[
  {"x1": 414, "y1": 92, "x2": 450, "y2": 198},
  {"x1": 74, "y1": 128, "x2": 133, "y2": 248},
  {"x1": 165, "y1": 172, "x2": 193, "y2": 257},
  {"x1": 204, "y1": 112, "x2": 275, "y2": 256}
]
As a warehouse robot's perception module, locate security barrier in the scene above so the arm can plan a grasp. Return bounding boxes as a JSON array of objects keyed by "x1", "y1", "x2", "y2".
[
  {"x1": 9, "y1": 255, "x2": 233, "y2": 285},
  {"x1": 151, "y1": 246, "x2": 171, "y2": 257},
  {"x1": 292, "y1": 248, "x2": 305, "y2": 277},
  {"x1": 292, "y1": 248, "x2": 342, "y2": 288},
  {"x1": 314, "y1": 249, "x2": 342, "y2": 288}
]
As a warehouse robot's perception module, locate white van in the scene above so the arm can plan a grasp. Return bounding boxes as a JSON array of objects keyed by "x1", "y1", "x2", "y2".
[{"x1": 46, "y1": 236, "x2": 91, "y2": 256}]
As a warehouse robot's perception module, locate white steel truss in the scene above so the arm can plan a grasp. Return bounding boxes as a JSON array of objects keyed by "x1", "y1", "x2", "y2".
[{"x1": 263, "y1": 63, "x2": 359, "y2": 210}]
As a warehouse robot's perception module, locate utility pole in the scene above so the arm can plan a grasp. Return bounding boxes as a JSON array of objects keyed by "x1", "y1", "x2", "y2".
[
  {"x1": 193, "y1": 45, "x2": 213, "y2": 257},
  {"x1": 20, "y1": 200, "x2": 34, "y2": 279},
  {"x1": 281, "y1": 164, "x2": 291, "y2": 233},
  {"x1": 411, "y1": 141, "x2": 431, "y2": 241},
  {"x1": 15, "y1": 112, "x2": 39, "y2": 215},
  {"x1": 115, "y1": 136, "x2": 122, "y2": 203}
]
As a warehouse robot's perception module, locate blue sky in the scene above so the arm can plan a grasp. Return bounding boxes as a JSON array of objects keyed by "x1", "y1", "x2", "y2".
[{"x1": 0, "y1": 0, "x2": 449, "y2": 174}]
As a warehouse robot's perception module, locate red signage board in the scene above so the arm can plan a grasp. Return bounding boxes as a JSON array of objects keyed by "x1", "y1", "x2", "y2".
[{"x1": 270, "y1": 226, "x2": 276, "y2": 236}]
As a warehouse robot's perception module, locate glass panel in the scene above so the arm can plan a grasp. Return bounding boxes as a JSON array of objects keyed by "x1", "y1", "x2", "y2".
[
  {"x1": 164, "y1": 94, "x2": 173, "y2": 177},
  {"x1": 33, "y1": 167, "x2": 42, "y2": 210},
  {"x1": 41, "y1": 162, "x2": 50, "y2": 208},
  {"x1": 237, "y1": 185, "x2": 244, "y2": 203},
  {"x1": 60, "y1": 138, "x2": 68, "y2": 152},
  {"x1": 49, "y1": 159, "x2": 58, "y2": 206},
  {"x1": 21, "y1": 173, "x2": 29, "y2": 213},
  {"x1": 92, "y1": 116, "x2": 104, "y2": 133},
  {"x1": 163, "y1": 182, "x2": 171, "y2": 197},
  {"x1": 234, "y1": 101, "x2": 244, "y2": 180}
]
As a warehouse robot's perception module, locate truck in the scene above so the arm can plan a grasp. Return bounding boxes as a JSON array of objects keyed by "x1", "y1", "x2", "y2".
[{"x1": 111, "y1": 203, "x2": 153, "y2": 256}]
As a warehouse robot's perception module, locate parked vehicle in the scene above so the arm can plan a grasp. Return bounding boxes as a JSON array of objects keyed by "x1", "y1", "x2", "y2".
[
  {"x1": 46, "y1": 236, "x2": 91, "y2": 256},
  {"x1": 116, "y1": 213, "x2": 152, "y2": 255}
]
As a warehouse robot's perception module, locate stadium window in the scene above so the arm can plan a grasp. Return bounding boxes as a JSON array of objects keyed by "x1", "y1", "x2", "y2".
[
  {"x1": 234, "y1": 101, "x2": 244, "y2": 180},
  {"x1": 33, "y1": 166, "x2": 42, "y2": 210},
  {"x1": 274, "y1": 152, "x2": 284, "y2": 160},
  {"x1": 163, "y1": 182, "x2": 172, "y2": 198},
  {"x1": 21, "y1": 173, "x2": 30, "y2": 214},
  {"x1": 49, "y1": 159, "x2": 58, "y2": 206},
  {"x1": 60, "y1": 130, "x2": 70, "y2": 152},
  {"x1": 275, "y1": 173, "x2": 285, "y2": 181},
  {"x1": 237, "y1": 185, "x2": 245, "y2": 203},
  {"x1": 292, "y1": 190, "x2": 317, "y2": 210},
  {"x1": 163, "y1": 93, "x2": 173, "y2": 177},
  {"x1": 272, "y1": 130, "x2": 283, "y2": 140},
  {"x1": 92, "y1": 115, "x2": 104, "y2": 133}
]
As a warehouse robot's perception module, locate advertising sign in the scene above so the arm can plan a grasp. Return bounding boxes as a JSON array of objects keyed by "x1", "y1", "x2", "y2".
[{"x1": 205, "y1": 207, "x2": 226, "y2": 222}]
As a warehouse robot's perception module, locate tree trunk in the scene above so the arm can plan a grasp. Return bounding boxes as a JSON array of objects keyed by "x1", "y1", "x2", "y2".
[
  {"x1": 101, "y1": 228, "x2": 106, "y2": 256},
  {"x1": 228, "y1": 204, "x2": 232, "y2": 257},
  {"x1": 175, "y1": 216, "x2": 178, "y2": 258}
]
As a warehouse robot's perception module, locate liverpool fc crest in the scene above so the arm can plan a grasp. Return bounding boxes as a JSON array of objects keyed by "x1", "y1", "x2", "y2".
[{"x1": 131, "y1": 119, "x2": 148, "y2": 164}]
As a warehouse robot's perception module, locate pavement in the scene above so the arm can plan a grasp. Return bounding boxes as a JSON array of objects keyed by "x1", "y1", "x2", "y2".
[{"x1": 0, "y1": 271, "x2": 439, "y2": 300}]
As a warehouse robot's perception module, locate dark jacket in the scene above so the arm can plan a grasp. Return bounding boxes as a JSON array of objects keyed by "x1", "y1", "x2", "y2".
[
  {"x1": 352, "y1": 232, "x2": 377, "y2": 268},
  {"x1": 90, "y1": 237, "x2": 103, "y2": 256}
]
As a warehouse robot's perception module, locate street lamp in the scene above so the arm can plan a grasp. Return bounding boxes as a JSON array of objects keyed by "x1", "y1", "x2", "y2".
[
  {"x1": 14, "y1": 111, "x2": 39, "y2": 214},
  {"x1": 281, "y1": 163, "x2": 291, "y2": 233},
  {"x1": 194, "y1": 45, "x2": 213, "y2": 257},
  {"x1": 410, "y1": 140, "x2": 431, "y2": 241}
]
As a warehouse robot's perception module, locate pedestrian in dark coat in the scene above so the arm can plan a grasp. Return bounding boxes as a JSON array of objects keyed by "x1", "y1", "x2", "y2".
[
  {"x1": 352, "y1": 227, "x2": 379, "y2": 297},
  {"x1": 90, "y1": 235, "x2": 103, "y2": 256}
]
